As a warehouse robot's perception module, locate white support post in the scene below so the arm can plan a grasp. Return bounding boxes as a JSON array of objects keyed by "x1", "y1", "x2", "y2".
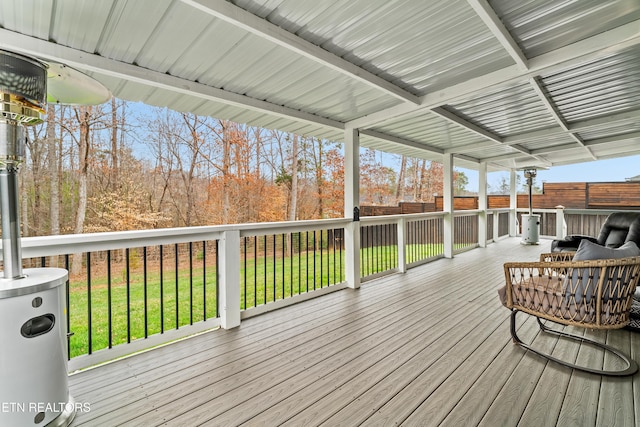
[
  {"x1": 556, "y1": 205, "x2": 566, "y2": 239},
  {"x1": 344, "y1": 128, "x2": 361, "y2": 289},
  {"x1": 478, "y1": 162, "x2": 488, "y2": 248},
  {"x1": 509, "y1": 169, "x2": 518, "y2": 237},
  {"x1": 219, "y1": 229, "x2": 241, "y2": 329},
  {"x1": 493, "y1": 210, "x2": 500, "y2": 241},
  {"x1": 443, "y1": 153, "x2": 454, "y2": 258},
  {"x1": 397, "y1": 217, "x2": 407, "y2": 273}
]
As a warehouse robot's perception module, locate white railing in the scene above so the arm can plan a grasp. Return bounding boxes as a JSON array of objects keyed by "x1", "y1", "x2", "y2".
[
  {"x1": 488, "y1": 208, "x2": 511, "y2": 242},
  {"x1": 6, "y1": 210, "x2": 514, "y2": 370}
]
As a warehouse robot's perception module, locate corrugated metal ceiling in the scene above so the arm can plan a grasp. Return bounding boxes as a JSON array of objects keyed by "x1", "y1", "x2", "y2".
[
  {"x1": 0, "y1": 0, "x2": 639, "y2": 172},
  {"x1": 490, "y1": 0, "x2": 640, "y2": 57}
]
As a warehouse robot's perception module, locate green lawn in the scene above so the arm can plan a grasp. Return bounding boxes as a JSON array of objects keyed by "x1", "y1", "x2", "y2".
[{"x1": 67, "y1": 243, "x2": 445, "y2": 358}]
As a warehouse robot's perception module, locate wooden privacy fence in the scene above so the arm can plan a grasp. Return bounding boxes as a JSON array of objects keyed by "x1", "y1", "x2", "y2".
[{"x1": 361, "y1": 182, "x2": 640, "y2": 217}]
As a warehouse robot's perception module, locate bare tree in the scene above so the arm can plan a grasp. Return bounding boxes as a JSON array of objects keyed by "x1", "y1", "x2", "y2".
[
  {"x1": 110, "y1": 97, "x2": 119, "y2": 189},
  {"x1": 47, "y1": 104, "x2": 60, "y2": 235},
  {"x1": 220, "y1": 120, "x2": 231, "y2": 223},
  {"x1": 23, "y1": 115, "x2": 53, "y2": 236},
  {"x1": 289, "y1": 134, "x2": 298, "y2": 222},
  {"x1": 395, "y1": 155, "x2": 406, "y2": 203}
]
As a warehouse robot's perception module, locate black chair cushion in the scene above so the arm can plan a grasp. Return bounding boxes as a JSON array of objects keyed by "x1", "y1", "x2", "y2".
[
  {"x1": 597, "y1": 212, "x2": 640, "y2": 247},
  {"x1": 552, "y1": 212, "x2": 640, "y2": 252}
]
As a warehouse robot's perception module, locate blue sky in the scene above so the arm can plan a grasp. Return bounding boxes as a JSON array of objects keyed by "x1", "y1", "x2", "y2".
[{"x1": 462, "y1": 155, "x2": 640, "y2": 193}]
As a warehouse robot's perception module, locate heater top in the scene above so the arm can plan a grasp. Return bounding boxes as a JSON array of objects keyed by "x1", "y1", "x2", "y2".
[
  {"x1": 0, "y1": 50, "x2": 47, "y2": 125},
  {"x1": 0, "y1": 50, "x2": 111, "y2": 125}
]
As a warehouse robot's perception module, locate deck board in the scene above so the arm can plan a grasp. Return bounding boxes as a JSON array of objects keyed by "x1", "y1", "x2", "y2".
[
  {"x1": 397, "y1": 314, "x2": 512, "y2": 425},
  {"x1": 477, "y1": 319, "x2": 561, "y2": 427},
  {"x1": 596, "y1": 331, "x2": 635, "y2": 426},
  {"x1": 224, "y1": 288, "x2": 489, "y2": 425},
  {"x1": 518, "y1": 326, "x2": 585, "y2": 426},
  {"x1": 556, "y1": 330, "x2": 607, "y2": 426},
  {"x1": 438, "y1": 317, "x2": 541, "y2": 427},
  {"x1": 68, "y1": 238, "x2": 640, "y2": 426}
]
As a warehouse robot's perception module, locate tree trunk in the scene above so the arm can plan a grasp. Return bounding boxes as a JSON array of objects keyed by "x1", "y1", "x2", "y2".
[
  {"x1": 395, "y1": 155, "x2": 406, "y2": 204},
  {"x1": 110, "y1": 97, "x2": 118, "y2": 190},
  {"x1": 47, "y1": 104, "x2": 60, "y2": 236},
  {"x1": 182, "y1": 113, "x2": 201, "y2": 226},
  {"x1": 254, "y1": 128, "x2": 261, "y2": 180},
  {"x1": 289, "y1": 134, "x2": 298, "y2": 222},
  {"x1": 419, "y1": 159, "x2": 427, "y2": 200},
  {"x1": 221, "y1": 120, "x2": 231, "y2": 224},
  {"x1": 24, "y1": 126, "x2": 45, "y2": 235},
  {"x1": 413, "y1": 159, "x2": 421, "y2": 201},
  {"x1": 315, "y1": 139, "x2": 324, "y2": 218},
  {"x1": 71, "y1": 106, "x2": 91, "y2": 274}
]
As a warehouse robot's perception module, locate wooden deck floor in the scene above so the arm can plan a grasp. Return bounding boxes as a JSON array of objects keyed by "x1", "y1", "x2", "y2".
[{"x1": 68, "y1": 238, "x2": 640, "y2": 426}]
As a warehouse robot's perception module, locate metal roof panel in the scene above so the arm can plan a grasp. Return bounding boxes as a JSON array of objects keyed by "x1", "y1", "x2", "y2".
[
  {"x1": 490, "y1": 0, "x2": 640, "y2": 57},
  {"x1": 1, "y1": 0, "x2": 639, "y2": 171},
  {"x1": 541, "y1": 46, "x2": 640, "y2": 124}
]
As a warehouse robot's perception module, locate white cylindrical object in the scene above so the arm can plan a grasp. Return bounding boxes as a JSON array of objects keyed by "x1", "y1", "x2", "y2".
[
  {"x1": 522, "y1": 214, "x2": 540, "y2": 245},
  {"x1": 0, "y1": 268, "x2": 75, "y2": 426}
]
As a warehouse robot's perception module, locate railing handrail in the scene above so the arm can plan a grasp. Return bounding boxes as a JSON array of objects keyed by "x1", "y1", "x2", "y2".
[
  {"x1": 15, "y1": 207, "x2": 637, "y2": 259},
  {"x1": 7, "y1": 207, "x2": 511, "y2": 369},
  {"x1": 12, "y1": 214, "x2": 458, "y2": 259},
  {"x1": 19, "y1": 227, "x2": 223, "y2": 258},
  {"x1": 453, "y1": 209, "x2": 482, "y2": 216},
  {"x1": 11, "y1": 218, "x2": 351, "y2": 259},
  {"x1": 516, "y1": 207, "x2": 640, "y2": 215},
  {"x1": 361, "y1": 211, "x2": 445, "y2": 224},
  {"x1": 515, "y1": 207, "x2": 558, "y2": 214},
  {"x1": 562, "y1": 208, "x2": 640, "y2": 215}
]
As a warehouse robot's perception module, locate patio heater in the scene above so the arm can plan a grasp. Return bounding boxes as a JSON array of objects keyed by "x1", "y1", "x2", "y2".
[
  {"x1": 521, "y1": 168, "x2": 540, "y2": 245},
  {"x1": 0, "y1": 50, "x2": 109, "y2": 426}
]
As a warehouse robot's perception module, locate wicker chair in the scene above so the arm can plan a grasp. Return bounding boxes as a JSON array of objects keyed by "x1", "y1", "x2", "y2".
[{"x1": 499, "y1": 252, "x2": 640, "y2": 376}]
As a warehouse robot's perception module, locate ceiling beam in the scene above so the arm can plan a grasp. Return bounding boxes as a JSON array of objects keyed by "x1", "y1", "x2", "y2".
[
  {"x1": 481, "y1": 151, "x2": 552, "y2": 168},
  {"x1": 527, "y1": 77, "x2": 569, "y2": 131},
  {"x1": 527, "y1": 77, "x2": 596, "y2": 160},
  {"x1": 527, "y1": 131, "x2": 640, "y2": 156},
  {"x1": 453, "y1": 153, "x2": 481, "y2": 164},
  {"x1": 360, "y1": 129, "x2": 481, "y2": 165},
  {"x1": 430, "y1": 107, "x2": 545, "y2": 162},
  {"x1": 502, "y1": 126, "x2": 566, "y2": 145},
  {"x1": 359, "y1": 129, "x2": 444, "y2": 155},
  {"x1": 444, "y1": 140, "x2": 497, "y2": 154},
  {"x1": 567, "y1": 133, "x2": 596, "y2": 159},
  {"x1": 582, "y1": 131, "x2": 640, "y2": 147},
  {"x1": 431, "y1": 107, "x2": 503, "y2": 144},
  {"x1": 466, "y1": 0, "x2": 528, "y2": 70},
  {"x1": 570, "y1": 109, "x2": 640, "y2": 133},
  {"x1": 180, "y1": 0, "x2": 420, "y2": 105},
  {"x1": 428, "y1": 106, "x2": 565, "y2": 168},
  {"x1": 530, "y1": 144, "x2": 579, "y2": 155},
  {"x1": 482, "y1": 152, "x2": 523, "y2": 162},
  {"x1": 503, "y1": 108, "x2": 640, "y2": 145},
  {"x1": 0, "y1": 28, "x2": 344, "y2": 131},
  {"x1": 347, "y1": 18, "x2": 640, "y2": 129}
]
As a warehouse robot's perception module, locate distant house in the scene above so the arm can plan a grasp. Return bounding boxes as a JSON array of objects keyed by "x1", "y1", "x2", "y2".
[{"x1": 626, "y1": 175, "x2": 640, "y2": 182}]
